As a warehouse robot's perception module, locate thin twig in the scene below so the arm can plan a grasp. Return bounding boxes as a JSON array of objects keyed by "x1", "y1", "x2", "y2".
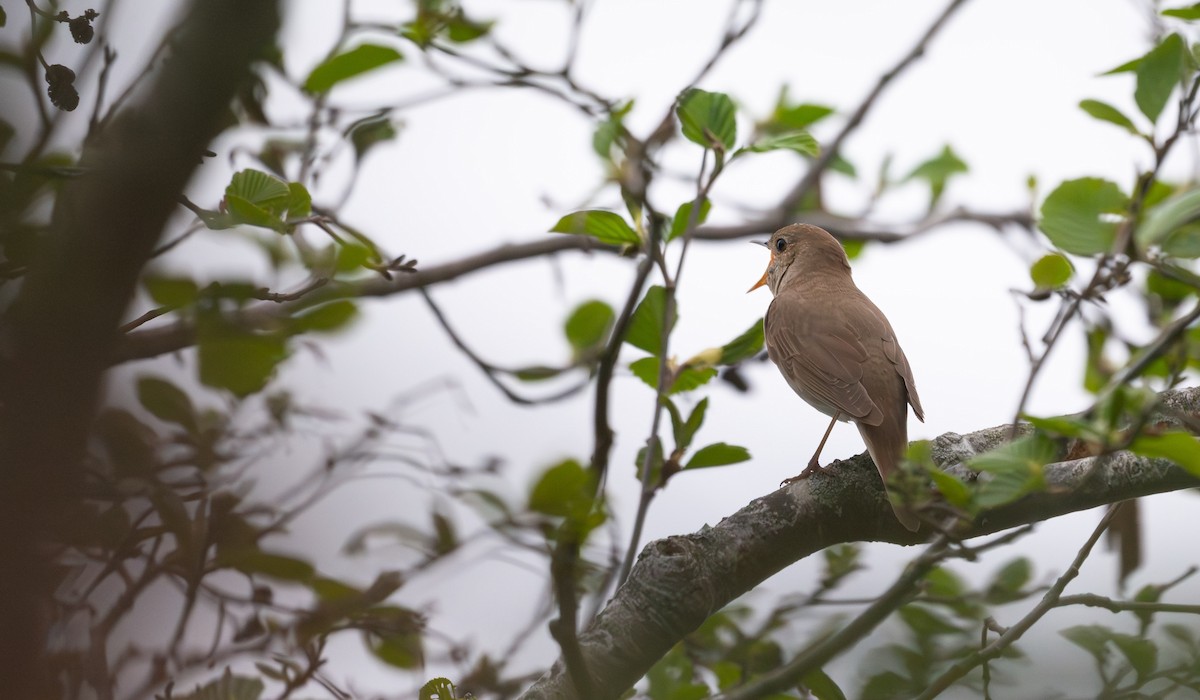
[
  {"x1": 717, "y1": 535, "x2": 953, "y2": 700},
  {"x1": 913, "y1": 502, "x2": 1123, "y2": 699},
  {"x1": 775, "y1": 0, "x2": 972, "y2": 216},
  {"x1": 1010, "y1": 71, "x2": 1200, "y2": 430},
  {"x1": 118, "y1": 305, "x2": 175, "y2": 333},
  {"x1": 419, "y1": 288, "x2": 589, "y2": 406},
  {"x1": 618, "y1": 146, "x2": 725, "y2": 587},
  {"x1": 1053, "y1": 593, "x2": 1200, "y2": 615},
  {"x1": 88, "y1": 45, "x2": 118, "y2": 139}
]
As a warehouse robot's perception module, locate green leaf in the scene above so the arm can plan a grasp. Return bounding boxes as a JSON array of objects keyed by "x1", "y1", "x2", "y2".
[
  {"x1": 225, "y1": 195, "x2": 285, "y2": 232},
  {"x1": 292, "y1": 300, "x2": 359, "y2": 334},
  {"x1": 173, "y1": 669, "x2": 264, "y2": 700},
  {"x1": 629, "y1": 356, "x2": 717, "y2": 394},
  {"x1": 369, "y1": 626, "x2": 424, "y2": 669},
  {"x1": 224, "y1": 169, "x2": 295, "y2": 232},
  {"x1": 923, "y1": 566, "x2": 966, "y2": 599},
  {"x1": 445, "y1": 13, "x2": 493, "y2": 43},
  {"x1": 1030, "y1": 252, "x2": 1074, "y2": 289},
  {"x1": 986, "y1": 557, "x2": 1033, "y2": 603},
  {"x1": 668, "y1": 198, "x2": 712, "y2": 241},
  {"x1": 927, "y1": 466, "x2": 971, "y2": 508},
  {"x1": 669, "y1": 366, "x2": 718, "y2": 393},
  {"x1": 1128, "y1": 430, "x2": 1200, "y2": 476},
  {"x1": 1079, "y1": 99, "x2": 1140, "y2": 134},
  {"x1": 1136, "y1": 187, "x2": 1200, "y2": 251},
  {"x1": 309, "y1": 577, "x2": 363, "y2": 601},
  {"x1": 1111, "y1": 634, "x2": 1158, "y2": 683},
  {"x1": 1039, "y1": 177, "x2": 1129, "y2": 255},
  {"x1": 550, "y1": 210, "x2": 640, "y2": 246},
  {"x1": 969, "y1": 433, "x2": 1056, "y2": 508},
  {"x1": 677, "y1": 88, "x2": 737, "y2": 151},
  {"x1": 679, "y1": 397, "x2": 709, "y2": 453},
  {"x1": 528, "y1": 459, "x2": 594, "y2": 519},
  {"x1": 564, "y1": 300, "x2": 615, "y2": 355},
  {"x1": 899, "y1": 604, "x2": 962, "y2": 636},
  {"x1": 626, "y1": 286, "x2": 669, "y2": 355},
  {"x1": 862, "y1": 671, "x2": 918, "y2": 700},
  {"x1": 420, "y1": 678, "x2": 458, "y2": 700},
  {"x1": 829, "y1": 153, "x2": 857, "y2": 178},
  {"x1": 347, "y1": 113, "x2": 398, "y2": 160},
  {"x1": 403, "y1": 5, "x2": 492, "y2": 46},
  {"x1": 1162, "y1": 223, "x2": 1200, "y2": 257},
  {"x1": 718, "y1": 319, "x2": 765, "y2": 365},
  {"x1": 1164, "y1": 3, "x2": 1200, "y2": 19},
  {"x1": 822, "y1": 543, "x2": 863, "y2": 585},
  {"x1": 663, "y1": 396, "x2": 685, "y2": 447},
  {"x1": 304, "y1": 44, "x2": 403, "y2": 93},
  {"x1": 1104, "y1": 56, "x2": 1142, "y2": 75},
  {"x1": 684, "y1": 442, "x2": 750, "y2": 469},
  {"x1": 738, "y1": 130, "x2": 819, "y2": 157},
  {"x1": 1163, "y1": 623, "x2": 1198, "y2": 652},
  {"x1": 285, "y1": 182, "x2": 311, "y2": 219},
  {"x1": 634, "y1": 439, "x2": 664, "y2": 485},
  {"x1": 1135, "y1": 33, "x2": 1185, "y2": 123},
  {"x1": 144, "y1": 276, "x2": 198, "y2": 307},
  {"x1": 905, "y1": 145, "x2": 968, "y2": 209},
  {"x1": 1147, "y1": 267, "x2": 1197, "y2": 305},
  {"x1": 1062, "y1": 624, "x2": 1114, "y2": 661},
  {"x1": 219, "y1": 548, "x2": 315, "y2": 582},
  {"x1": 771, "y1": 99, "x2": 835, "y2": 130},
  {"x1": 1085, "y1": 327, "x2": 1112, "y2": 393},
  {"x1": 1023, "y1": 413, "x2": 1091, "y2": 438},
  {"x1": 512, "y1": 365, "x2": 563, "y2": 382},
  {"x1": 137, "y1": 376, "x2": 197, "y2": 430},
  {"x1": 197, "y1": 319, "x2": 289, "y2": 398},
  {"x1": 799, "y1": 668, "x2": 847, "y2": 700},
  {"x1": 592, "y1": 100, "x2": 633, "y2": 160},
  {"x1": 151, "y1": 486, "x2": 191, "y2": 547},
  {"x1": 227, "y1": 169, "x2": 289, "y2": 210},
  {"x1": 336, "y1": 243, "x2": 373, "y2": 272}
]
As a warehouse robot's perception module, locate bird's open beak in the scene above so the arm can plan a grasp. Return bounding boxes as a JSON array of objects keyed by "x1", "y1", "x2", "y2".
[{"x1": 747, "y1": 240, "x2": 771, "y2": 293}]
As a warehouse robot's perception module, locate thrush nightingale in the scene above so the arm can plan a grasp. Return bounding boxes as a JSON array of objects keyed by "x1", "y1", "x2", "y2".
[{"x1": 749, "y1": 223, "x2": 924, "y2": 531}]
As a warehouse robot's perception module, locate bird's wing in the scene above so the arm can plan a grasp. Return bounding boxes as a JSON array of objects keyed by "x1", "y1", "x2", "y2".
[
  {"x1": 881, "y1": 334, "x2": 924, "y2": 422},
  {"x1": 765, "y1": 295, "x2": 883, "y2": 425}
]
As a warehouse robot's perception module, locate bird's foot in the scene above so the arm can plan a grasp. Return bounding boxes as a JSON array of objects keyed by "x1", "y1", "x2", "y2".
[{"x1": 780, "y1": 459, "x2": 824, "y2": 487}]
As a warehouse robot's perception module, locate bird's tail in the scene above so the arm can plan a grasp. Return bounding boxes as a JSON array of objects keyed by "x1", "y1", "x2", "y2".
[{"x1": 857, "y1": 420, "x2": 920, "y2": 532}]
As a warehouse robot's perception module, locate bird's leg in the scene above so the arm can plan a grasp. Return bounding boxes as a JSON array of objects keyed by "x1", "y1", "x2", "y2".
[{"x1": 782, "y1": 412, "x2": 840, "y2": 486}]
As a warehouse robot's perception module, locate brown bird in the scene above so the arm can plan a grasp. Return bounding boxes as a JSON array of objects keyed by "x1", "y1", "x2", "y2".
[{"x1": 749, "y1": 224, "x2": 924, "y2": 531}]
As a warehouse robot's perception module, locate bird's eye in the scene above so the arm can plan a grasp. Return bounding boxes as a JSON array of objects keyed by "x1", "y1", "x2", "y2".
[{"x1": 774, "y1": 238, "x2": 786, "y2": 253}]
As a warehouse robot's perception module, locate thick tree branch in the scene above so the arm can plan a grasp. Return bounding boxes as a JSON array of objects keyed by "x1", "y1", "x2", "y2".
[
  {"x1": 519, "y1": 386, "x2": 1200, "y2": 700},
  {"x1": 0, "y1": 1, "x2": 279, "y2": 695}
]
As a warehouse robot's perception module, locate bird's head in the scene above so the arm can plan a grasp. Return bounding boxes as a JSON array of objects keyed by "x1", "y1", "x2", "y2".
[{"x1": 747, "y1": 223, "x2": 851, "y2": 295}]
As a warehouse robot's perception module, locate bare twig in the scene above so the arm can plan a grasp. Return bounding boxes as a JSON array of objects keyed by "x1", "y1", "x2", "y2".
[
  {"x1": 420, "y1": 288, "x2": 589, "y2": 406},
  {"x1": 88, "y1": 45, "x2": 118, "y2": 140},
  {"x1": 590, "y1": 256, "x2": 655, "y2": 493},
  {"x1": 1053, "y1": 593, "x2": 1200, "y2": 616},
  {"x1": 118, "y1": 305, "x2": 175, "y2": 333},
  {"x1": 775, "y1": 0, "x2": 972, "y2": 216}
]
